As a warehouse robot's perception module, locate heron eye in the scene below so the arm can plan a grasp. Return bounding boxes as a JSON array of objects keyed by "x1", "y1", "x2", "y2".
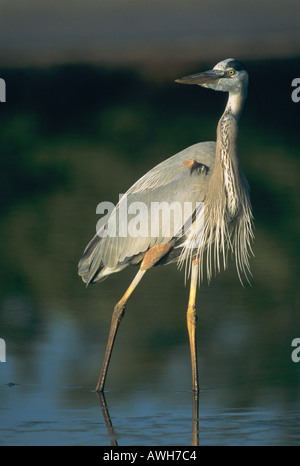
[{"x1": 228, "y1": 69, "x2": 235, "y2": 76}]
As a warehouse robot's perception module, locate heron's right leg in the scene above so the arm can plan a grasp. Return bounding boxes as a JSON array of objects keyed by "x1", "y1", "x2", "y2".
[
  {"x1": 96, "y1": 268, "x2": 146, "y2": 392},
  {"x1": 187, "y1": 259, "x2": 200, "y2": 445},
  {"x1": 187, "y1": 259, "x2": 199, "y2": 393}
]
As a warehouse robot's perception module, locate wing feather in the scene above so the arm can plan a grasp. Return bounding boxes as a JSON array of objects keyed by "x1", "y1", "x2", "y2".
[{"x1": 78, "y1": 141, "x2": 216, "y2": 283}]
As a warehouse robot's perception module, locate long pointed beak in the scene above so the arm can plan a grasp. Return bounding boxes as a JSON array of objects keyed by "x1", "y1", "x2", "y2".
[{"x1": 175, "y1": 69, "x2": 225, "y2": 86}]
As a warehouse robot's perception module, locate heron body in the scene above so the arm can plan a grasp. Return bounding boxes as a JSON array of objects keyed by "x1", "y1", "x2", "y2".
[
  {"x1": 79, "y1": 140, "x2": 216, "y2": 283},
  {"x1": 78, "y1": 58, "x2": 254, "y2": 394}
]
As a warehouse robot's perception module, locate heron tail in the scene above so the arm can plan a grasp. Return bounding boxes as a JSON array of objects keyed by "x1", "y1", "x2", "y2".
[{"x1": 78, "y1": 234, "x2": 105, "y2": 285}]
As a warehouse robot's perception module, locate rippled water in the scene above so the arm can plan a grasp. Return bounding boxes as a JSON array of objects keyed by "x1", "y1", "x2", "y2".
[
  {"x1": 1, "y1": 267, "x2": 299, "y2": 446},
  {"x1": 1, "y1": 328, "x2": 300, "y2": 447}
]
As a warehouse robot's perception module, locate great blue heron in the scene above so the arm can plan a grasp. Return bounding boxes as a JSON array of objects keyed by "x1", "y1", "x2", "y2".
[{"x1": 78, "y1": 58, "x2": 254, "y2": 395}]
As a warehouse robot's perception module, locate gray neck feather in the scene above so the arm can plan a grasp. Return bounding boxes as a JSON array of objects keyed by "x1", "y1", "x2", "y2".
[{"x1": 216, "y1": 89, "x2": 246, "y2": 219}]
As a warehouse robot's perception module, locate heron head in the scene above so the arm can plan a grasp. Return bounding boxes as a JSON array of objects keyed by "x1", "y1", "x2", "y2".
[{"x1": 175, "y1": 58, "x2": 249, "y2": 94}]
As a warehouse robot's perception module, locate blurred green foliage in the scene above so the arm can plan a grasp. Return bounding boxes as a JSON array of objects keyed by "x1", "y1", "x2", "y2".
[{"x1": 0, "y1": 57, "x2": 299, "y2": 206}]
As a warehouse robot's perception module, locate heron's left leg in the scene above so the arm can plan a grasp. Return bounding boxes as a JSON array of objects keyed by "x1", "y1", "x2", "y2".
[
  {"x1": 96, "y1": 242, "x2": 172, "y2": 393},
  {"x1": 96, "y1": 268, "x2": 146, "y2": 392},
  {"x1": 187, "y1": 259, "x2": 199, "y2": 393}
]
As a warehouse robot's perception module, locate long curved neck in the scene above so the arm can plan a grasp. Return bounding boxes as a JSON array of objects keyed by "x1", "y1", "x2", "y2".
[
  {"x1": 213, "y1": 88, "x2": 247, "y2": 218},
  {"x1": 224, "y1": 88, "x2": 247, "y2": 121}
]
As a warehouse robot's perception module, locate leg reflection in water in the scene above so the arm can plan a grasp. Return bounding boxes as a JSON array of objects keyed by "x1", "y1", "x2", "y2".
[{"x1": 97, "y1": 391, "x2": 199, "y2": 446}]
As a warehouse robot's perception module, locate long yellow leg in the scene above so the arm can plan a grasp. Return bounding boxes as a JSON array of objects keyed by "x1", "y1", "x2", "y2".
[
  {"x1": 187, "y1": 259, "x2": 199, "y2": 393},
  {"x1": 95, "y1": 243, "x2": 171, "y2": 392},
  {"x1": 95, "y1": 269, "x2": 146, "y2": 392},
  {"x1": 187, "y1": 259, "x2": 199, "y2": 445}
]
